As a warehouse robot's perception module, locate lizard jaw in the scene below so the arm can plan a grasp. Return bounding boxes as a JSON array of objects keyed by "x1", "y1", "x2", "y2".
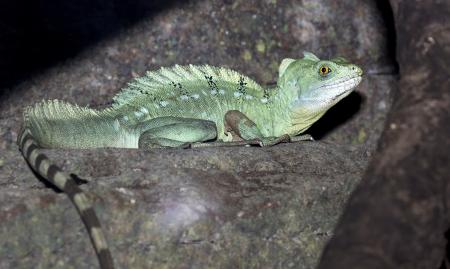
[
  {"x1": 327, "y1": 76, "x2": 363, "y2": 102},
  {"x1": 296, "y1": 75, "x2": 362, "y2": 104}
]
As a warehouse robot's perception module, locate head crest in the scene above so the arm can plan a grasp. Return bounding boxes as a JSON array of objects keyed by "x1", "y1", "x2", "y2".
[
  {"x1": 330, "y1": 56, "x2": 349, "y2": 64},
  {"x1": 303, "y1": 51, "x2": 320, "y2": 62},
  {"x1": 278, "y1": 58, "x2": 296, "y2": 77}
]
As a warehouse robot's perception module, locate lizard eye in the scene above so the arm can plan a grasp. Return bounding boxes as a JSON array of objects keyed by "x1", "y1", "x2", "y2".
[{"x1": 319, "y1": 65, "x2": 331, "y2": 76}]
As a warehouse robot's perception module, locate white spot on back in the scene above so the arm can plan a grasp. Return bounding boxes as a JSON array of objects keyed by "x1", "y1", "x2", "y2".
[
  {"x1": 210, "y1": 90, "x2": 217, "y2": 95},
  {"x1": 260, "y1": 98, "x2": 268, "y2": 103},
  {"x1": 113, "y1": 119, "x2": 120, "y2": 131},
  {"x1": 160, "y1": 101, "x2": 169, "y2": 107},
  {"x1": 219, "y1": 89, "x2": 225, "y2": 95},
  {"x1": 287, "y1": 80, "x2": 298, "y2": 87},
  {"x1": 180, "y1": 95, "x2": 189, "y2": 100},
  {"x1": 123, "y1": 116, "x2": 129, "y2": 121},
  {"x1": 234, "y1": 92, "x2": 242, "y2": 97},
  {"x1": 192, "y1": 94, "x2": 200, "y2": 99},
  {"x1": 140, "y1": 107, "x2": 148, "y2": 114},
  {"x1": 134, "y1": 111, "x2": 143, "y2": 117},
  {"x1": 245, "y1": 95, "x2": 253, "y2": 100}
]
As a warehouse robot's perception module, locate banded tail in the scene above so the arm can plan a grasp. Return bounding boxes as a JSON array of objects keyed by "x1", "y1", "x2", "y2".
[{"x1": 17, "y1": 127, "x2": 115, "y2": 269}]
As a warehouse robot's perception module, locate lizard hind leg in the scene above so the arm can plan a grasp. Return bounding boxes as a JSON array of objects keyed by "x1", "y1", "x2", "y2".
[{"x1": 138, "y1": 117, "x2": 217, "y2": 149}]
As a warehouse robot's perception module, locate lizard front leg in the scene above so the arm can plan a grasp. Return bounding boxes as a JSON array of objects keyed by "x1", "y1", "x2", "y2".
[
  {"x1": 191, "y1": 111, "x2": 313, "y2": 148},
  {"x1": 224, "y1": 110, "x2": 291, "y2": 147}
]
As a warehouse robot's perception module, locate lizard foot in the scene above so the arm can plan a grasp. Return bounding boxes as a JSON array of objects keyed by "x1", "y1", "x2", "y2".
[
  {"x1": 252, "y1": 134, "x2": 291, "y2": 147},
  {"x1": 290, "y1": 134, "x2": 314, "y2": 142}
]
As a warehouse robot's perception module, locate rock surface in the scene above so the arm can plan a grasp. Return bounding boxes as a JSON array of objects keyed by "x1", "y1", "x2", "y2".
[
  {"x1": 1, "y1": 143, "x2": 365, "y2": 268},
  {"x1": 0, "y1": 0, "x2": 396, "y2": 268},
  {"x1": 318, "y1": 0, "x2": 450, "y2": 268}
]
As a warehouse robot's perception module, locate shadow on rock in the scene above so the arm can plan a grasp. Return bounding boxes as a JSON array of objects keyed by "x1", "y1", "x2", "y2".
[{"x1": 308, "y1": 91, "x2": 363, "y2": 139}]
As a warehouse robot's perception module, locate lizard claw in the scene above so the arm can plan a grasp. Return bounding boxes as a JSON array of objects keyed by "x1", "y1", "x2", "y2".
[
  {"x1": 254, "y1": 134, "x2": 291, "y2": 147},
  {"x1": 290, "y1": 134, "x2": 314, "y2": 142}
]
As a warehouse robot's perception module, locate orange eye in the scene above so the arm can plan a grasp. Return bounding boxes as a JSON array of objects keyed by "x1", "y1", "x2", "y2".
[{"x1": 319, "y1": 66, "x2": 331, "y2": 76}]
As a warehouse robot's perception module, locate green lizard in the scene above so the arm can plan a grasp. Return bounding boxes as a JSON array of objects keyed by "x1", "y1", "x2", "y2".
[{"x1": 17, "y1": 52, "x2": 363, "y2": 269}]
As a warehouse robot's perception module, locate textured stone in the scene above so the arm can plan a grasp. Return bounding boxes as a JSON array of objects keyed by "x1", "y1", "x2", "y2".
[
  {"x1": 318, "y1": 1, "x2": 450, "y2": 268},
  {"x1": 1, "y1": 143, "x2": 365, "y2": 268}
]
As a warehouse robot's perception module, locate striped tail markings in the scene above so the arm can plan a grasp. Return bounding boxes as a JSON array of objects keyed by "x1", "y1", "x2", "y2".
[{"x1": 18, "y1": 127, "x2": 115, "y2": 269}]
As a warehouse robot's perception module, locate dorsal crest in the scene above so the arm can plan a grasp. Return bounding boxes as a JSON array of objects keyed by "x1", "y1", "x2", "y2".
[
  {"x1": 112, "y1": 64, "x2": 264, "y2": 107},
  {"x1": 278, "y1": 58, "x2": 296, "y2": 77},
  {"x1": 25, "y1": 99, "x2": 103, "y2": 121},
  {"x1": 302, "y1": 51, "x2": 320, "y2": 62}
]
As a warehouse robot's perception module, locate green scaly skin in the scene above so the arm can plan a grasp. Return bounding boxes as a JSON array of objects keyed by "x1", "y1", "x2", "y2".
[{"x1": 18, "y1": 52, "x2": 363, "y2": 269}]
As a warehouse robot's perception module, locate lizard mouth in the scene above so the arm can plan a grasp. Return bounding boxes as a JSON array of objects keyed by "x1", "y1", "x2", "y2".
[
  {"x1": 322, "y1": 75, "x2": 362, "y2": 91},
  {"x1": 321, "y1": 75, "x2": 363, "y2": 101},
  {"x1": 294, "y1": 75, "x2": 363, "y2": 104}
]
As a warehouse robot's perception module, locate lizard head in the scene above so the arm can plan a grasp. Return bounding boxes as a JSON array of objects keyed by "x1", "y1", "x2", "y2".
[{"x1": 278, "y1": 52, "x2": 363, "y2": 115}]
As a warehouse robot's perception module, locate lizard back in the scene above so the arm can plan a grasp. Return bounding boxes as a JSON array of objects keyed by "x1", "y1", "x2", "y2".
[{"x1": 112, "y1": 64, "x2": 282, "y2": 140}]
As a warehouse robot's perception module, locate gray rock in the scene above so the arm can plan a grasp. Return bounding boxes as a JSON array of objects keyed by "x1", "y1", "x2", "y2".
[
  {"x1": 318, "y1": 0, "x2": 450, "y2": 268},
  {"x1": 2, "y1": 143, "x2": 365, "y2": 268}
]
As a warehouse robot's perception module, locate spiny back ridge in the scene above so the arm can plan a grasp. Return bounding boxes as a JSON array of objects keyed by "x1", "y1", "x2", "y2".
[
  {"x1": 25, "y1": 99, "x2": 104, "y2": 121},
  {"x1": 24, "y1": 100, "x2": 116, "y2": 148},
  {"x1": 112, "y1": 64, "x2": 264, "y2": 107}
]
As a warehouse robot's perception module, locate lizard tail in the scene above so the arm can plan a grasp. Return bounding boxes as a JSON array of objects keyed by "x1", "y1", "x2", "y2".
[{"x1": 17, "y1": 127, "x2": 115, "y2": 269}]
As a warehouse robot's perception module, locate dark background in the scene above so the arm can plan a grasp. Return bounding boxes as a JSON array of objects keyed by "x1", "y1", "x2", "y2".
[
  {"x1": 0, "y1": 0, "x2": 396, "y2": 88},
  {"x1": 0, "y1": 0, "x2": 181, "y2": 90}
]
